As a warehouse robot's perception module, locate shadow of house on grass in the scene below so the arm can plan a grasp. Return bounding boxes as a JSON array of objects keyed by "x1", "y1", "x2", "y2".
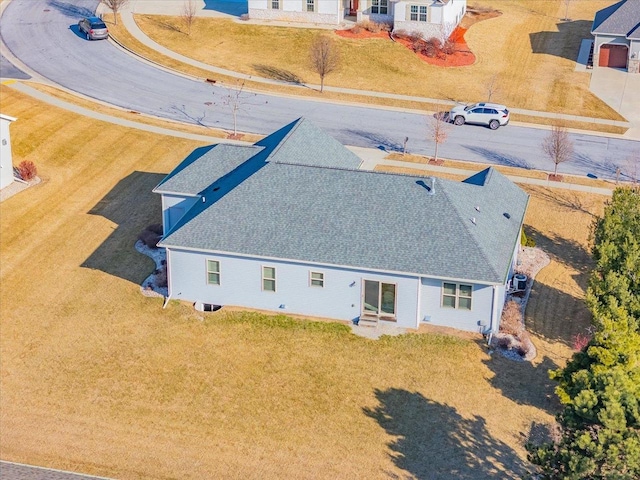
[
  {"x1": 82, "y1": 171, "x2": 166, "y2": 285},
  {"x1": 529, "y1": 20, "x2": 593, "y2": 62},
  {"x1": 364, "y1": 388, "x2": 529, "y2": 479}
]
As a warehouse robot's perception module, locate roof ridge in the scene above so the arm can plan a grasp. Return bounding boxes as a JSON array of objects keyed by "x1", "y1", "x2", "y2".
[
  {"x1": 262, "y1": 117, "x2": 304, "y2": 163},
  {"x1": 439, "y1": 180, "x2": 502, "y2": 282}
]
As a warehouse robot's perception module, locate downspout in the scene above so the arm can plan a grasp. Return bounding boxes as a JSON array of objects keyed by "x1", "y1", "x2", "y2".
[
  {"x1": 487, "y1": 285, "x2": 500, "y2": 345},
  {"x1": 162, "y1": 248, "x2": 172, "y2": 309},
  {"x1": 415, "y1": 277, "x2": 422, "y2": 329}
]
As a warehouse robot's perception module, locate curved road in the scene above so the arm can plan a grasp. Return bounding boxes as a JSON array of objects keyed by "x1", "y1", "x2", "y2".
[{"x1": 1, "y1": 0, "x2": 638, "y2": 180}]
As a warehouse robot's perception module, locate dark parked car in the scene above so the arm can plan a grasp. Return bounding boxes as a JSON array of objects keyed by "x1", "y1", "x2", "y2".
[{"x1": 78, "y1": 16, "x2": 109, "y2": 40}]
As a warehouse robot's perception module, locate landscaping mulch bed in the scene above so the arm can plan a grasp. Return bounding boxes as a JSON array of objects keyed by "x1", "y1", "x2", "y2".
[{"x1": 335, "y1": 7, "x2": 503, "y2": 68}]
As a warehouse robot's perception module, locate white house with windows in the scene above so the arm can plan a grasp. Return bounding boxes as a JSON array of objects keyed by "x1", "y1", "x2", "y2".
[
  {"x1": 0, "y1": 113, "x2": 17, "y2": 190},
  {"x1": 248, "y1": 0, "x2": 467, "y2": 38},
  {"x1": 153, "y1": 118, "x2": 529, "y2": 334}
]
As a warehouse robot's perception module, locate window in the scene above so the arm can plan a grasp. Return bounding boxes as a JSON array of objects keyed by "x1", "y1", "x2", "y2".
[
  {"x1": 363, "y1": 280, "x2": 396, "y2": 319},
  {"x1": 270, "y1": 0, "x2": 280, "y2": 9},
  {"x1": 442, "y1": 282, "x2": 472, "y2": 310},
  {"x1": 206, "y1": 260, "x2": 220, "y2": 285},
  {"x1": 262, "y1": 266, "x2": 276, "y2": 292},
  {"x1": 410, "y1": 5, "x2": 428, "y2": 22},
  {"x1": 371, "y1": 0, "x2": 388, "y2": 15},
  {"x1": 306, "y1": 0, "x2": 315, "y2": 12},
  {"x1": 310, "y1": 271, "x2": 324, "y2": 287}
]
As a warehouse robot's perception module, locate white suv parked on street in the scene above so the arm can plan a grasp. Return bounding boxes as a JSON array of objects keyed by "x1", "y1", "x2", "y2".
[{"x1": 449, "y1": 102, "x2": 510, "y2": 130}]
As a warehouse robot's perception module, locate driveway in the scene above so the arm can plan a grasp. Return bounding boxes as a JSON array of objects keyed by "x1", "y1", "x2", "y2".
[
  {"x1": 590, "y1": 67, "x2": 640, "y2": 140},
  {"x1": 128, "y1": 0, "x2": 247, "y2": 17}
]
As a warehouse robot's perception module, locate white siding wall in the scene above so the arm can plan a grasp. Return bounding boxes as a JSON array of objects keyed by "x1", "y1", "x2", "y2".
[
  {"x1": 167, "y1": 248, "x2": 421, "y2": 327},
  {"x1": 419, "y1": 277, "x2": 495, "y2": 333},
  {"x1": 161, "y1": 194, "x2": 199, "y2": 234},
  {"x1": 0, "y1": 115, "x2": 16, "y2": 190},
  {"x1": 392, "y1": 0, "x2": 465, "y2": 38},
  {"x1": 249, "y1": 0, "x2": 342, "y2": 23},
  {"x1": 630, "y1": 39, "x2": 640, "y2": 73}
]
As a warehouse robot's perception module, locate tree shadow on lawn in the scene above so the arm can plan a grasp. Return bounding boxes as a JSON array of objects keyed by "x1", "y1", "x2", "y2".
[
  {"x1": 529, "y1": 20, "x2": 593, "y2": 62},
  {"x1": 252, "y1": 64, "x2": 304, "y2": 85},
  {"x1": 483, "y1": 352, "x2": 561, "y2": 414},
  {"x1": 364, "y1": 388, "x2": 529, "y2": 479},
  {"x1": 82, "y1": 171, "x2": 166, "y2": 285},
  {"x1": 522, "y1": 225, "x2": 594, "y2": 345}
]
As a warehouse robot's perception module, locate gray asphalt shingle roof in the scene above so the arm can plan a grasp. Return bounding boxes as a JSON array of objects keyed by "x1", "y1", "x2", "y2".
[
  {"x1": 157, "y1": 120, "x2": 528, "y2": 284},
  {"x1": 592, "y1": 0, "x2": 640, "y2": 38}
]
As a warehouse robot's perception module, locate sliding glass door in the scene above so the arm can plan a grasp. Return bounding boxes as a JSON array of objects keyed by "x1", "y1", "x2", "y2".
[{"x1": 363, "y1": 280, "x2": 396, "y2": 319}]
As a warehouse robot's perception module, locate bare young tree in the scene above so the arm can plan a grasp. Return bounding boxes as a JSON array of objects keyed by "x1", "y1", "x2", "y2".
[
  {"x1": 219, "y1": 80, "x2": 257, "y2": 137},
  {"x1": 427, "y1": 112, "x2": 451, "y2": 163},
  {"x1": 486, "y1": 73, "x2": 500, "y2": 102},
  {"x1": 542, "y1": 124, "x2": 574, "y2": 177},
  {"x1": 309, "y1": 35, "x2": 340, "y2": 93},
  {"x1": 182, "y1": 0, "x2": 197, "y2": 36},
  {"x1": 101, "y1": 0, "x2": 129, "y2": 25}
]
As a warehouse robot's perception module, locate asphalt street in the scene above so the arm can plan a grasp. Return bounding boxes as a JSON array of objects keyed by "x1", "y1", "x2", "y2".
[{"x1": 1, "y1": 0, "x2": 638, "y2": 180}]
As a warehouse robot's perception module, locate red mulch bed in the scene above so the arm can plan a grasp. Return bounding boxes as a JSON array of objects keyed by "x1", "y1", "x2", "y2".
[
  {"x1": 335, "y1": 26, "x2": 475, "y2": 67},
  {"x1": 394, "y1": 27, "x2": 475, "y2": 67},
  {"x1": 548, "y1": 174, "x2": 564, "y2": 182}
]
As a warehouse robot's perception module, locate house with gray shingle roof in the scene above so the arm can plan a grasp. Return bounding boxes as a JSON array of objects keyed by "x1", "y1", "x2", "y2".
[
  {"x1": 248, "y1": 1, "x2": 467, "y2": 40},
  {"x1": 154, "y1": 118, "x2": 528, "y2": 333},
  {"x1": 591, "y1": 0, "x2": 640, "y2": 73}
]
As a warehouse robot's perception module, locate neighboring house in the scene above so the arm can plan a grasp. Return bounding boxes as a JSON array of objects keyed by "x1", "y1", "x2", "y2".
[
  {"x1": 248, "y1": 0, "x2": 467, "y2": 38},
  {"x1": 0, "y1": 113, "x2": 17, "y2": 190},
  {"x1": 591, "y1": 0, "x2": 640, "y2": 73},
  {"x1": 154, "y1": 118, "x2": 529, "y2": 334}
]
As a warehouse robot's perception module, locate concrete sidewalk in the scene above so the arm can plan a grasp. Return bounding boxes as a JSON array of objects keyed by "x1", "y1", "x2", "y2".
[{"x1": 107, "y1": 1, "x2": 633, "y2": 135}]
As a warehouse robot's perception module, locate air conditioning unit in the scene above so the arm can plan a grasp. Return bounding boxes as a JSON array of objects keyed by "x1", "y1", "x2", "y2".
[{"x1": 513, "y1": 274, "x2": 527, "y2": 291}]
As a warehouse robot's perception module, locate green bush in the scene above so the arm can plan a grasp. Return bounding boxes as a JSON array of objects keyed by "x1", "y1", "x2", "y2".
[{"x1": 521, "y1": 229, "x2": 536, "y2": 247}]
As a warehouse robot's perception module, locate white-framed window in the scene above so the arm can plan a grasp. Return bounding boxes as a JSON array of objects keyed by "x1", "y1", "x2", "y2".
[
  {"x1": 442, "y1": 282, "x2": 472, "y2": 310},
  {"x1": 410, "y1": 5, "x2": 428, "y2": 22},
  {"x1": 262, "y1": 266, "x2": 276, "y2": 292},
  {"x1": 270, "y1": 0, "x2": 280, "y2": 9},
  {"x1": 206, "y1": 259, "x2": 220, "y2": 285},
  {"x1": 371, "y1": 0, "x2": 388, "y2": 15},
  {"x1": 310, "y1": 271, "x2": 324, "y2": 287},
  {"x1": 306, "y1": 0, "x2": 315, "y2": 12}
]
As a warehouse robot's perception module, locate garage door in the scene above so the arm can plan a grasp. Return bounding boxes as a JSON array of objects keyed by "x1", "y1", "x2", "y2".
[{"x1": 599, "y1": 44, "x2": 628, "y2": 68}]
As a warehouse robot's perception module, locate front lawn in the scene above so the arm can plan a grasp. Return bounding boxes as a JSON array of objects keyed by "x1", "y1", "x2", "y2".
[
  {"x1": 116, "y1": 0, "x2": 622, "y2": 121},
  {"x1": 0, "y1": 83, "x2": 604, "y2": 479}
]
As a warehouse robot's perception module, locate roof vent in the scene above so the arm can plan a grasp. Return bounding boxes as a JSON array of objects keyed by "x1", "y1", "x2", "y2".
[
  {"x1": 475, "y1": 206, "x2": 480, "y2": 212},
  {"x1": 471, "y1": 217, "x2": 477, "y2": 225},
  {"x1": 202, "y1": 196, "x2": 206, "y2": 203},
  {"x1": 213, "y1": 186, "x2": 220, "y2": 192},
  {"x1": 503, "y1": 212, "x2": 511, "y2": 219},
  {"x1": 416, "y1": 178, "x2": 435, "y2": 195}
]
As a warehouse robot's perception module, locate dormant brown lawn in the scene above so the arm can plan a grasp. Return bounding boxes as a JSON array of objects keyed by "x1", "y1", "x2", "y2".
[
  {"x1": 0, "y1": 83, "x2": 604, "y2": 478},
  {"x1": 113, "y1": 0, "x2": 622, "y2": 123}
]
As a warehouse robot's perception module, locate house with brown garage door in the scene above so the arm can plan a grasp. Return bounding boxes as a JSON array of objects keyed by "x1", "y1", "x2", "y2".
[{"x1": 591, "y1": 0, "x2": 640, "y2": 73}]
